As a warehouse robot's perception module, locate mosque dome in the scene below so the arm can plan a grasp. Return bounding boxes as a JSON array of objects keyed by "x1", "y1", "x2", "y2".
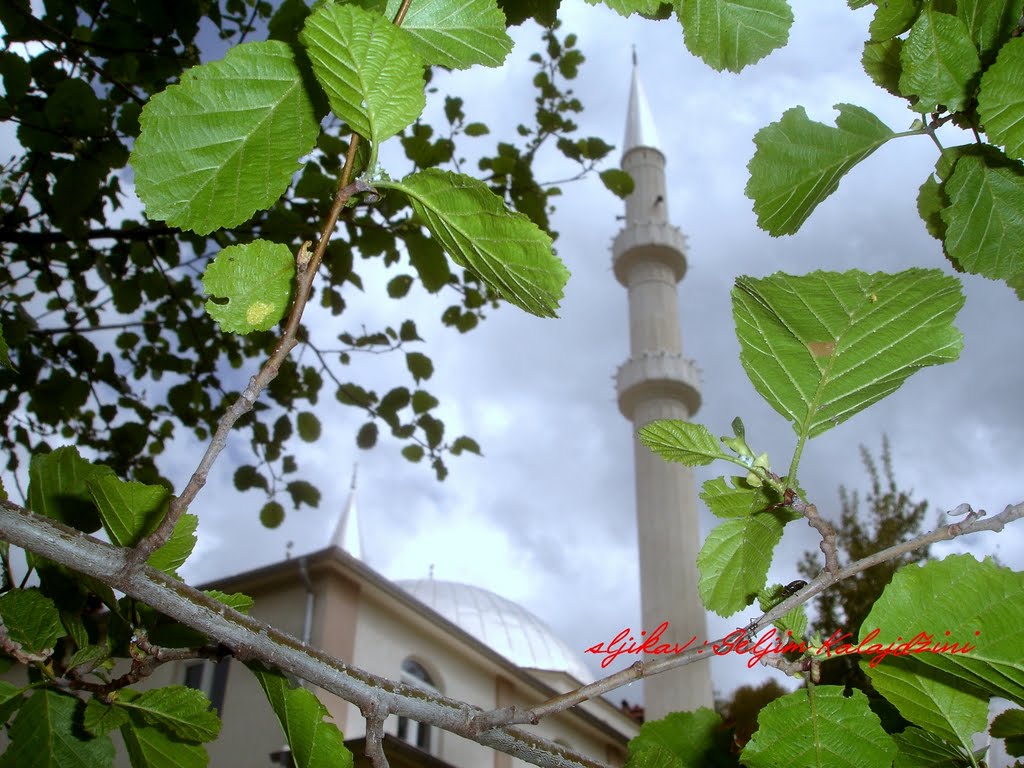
[{"x1": 396, "y1": 579, "x2": 595, "y2": 685}]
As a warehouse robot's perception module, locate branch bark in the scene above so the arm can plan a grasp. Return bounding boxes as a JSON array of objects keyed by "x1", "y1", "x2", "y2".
[{"x1": 0, "y1": 500, "x2": 609, "y2": 768}]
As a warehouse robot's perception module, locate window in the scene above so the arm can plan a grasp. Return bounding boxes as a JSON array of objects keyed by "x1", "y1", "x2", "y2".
[
  {"x1": 182, "y1": 659, "x2": 231, "y2": 715},
  {"x1": 396, "y1": 658, "x2": 439, "y2": 753}
]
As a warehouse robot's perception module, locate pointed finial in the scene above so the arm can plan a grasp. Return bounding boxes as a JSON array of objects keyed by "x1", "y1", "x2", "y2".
[
  {"x1": 330, "y1": 464, "x2": 364, "y2": 560},
  {"x1": 623, "y1": 50, "x2": 662, "y2": 153}
]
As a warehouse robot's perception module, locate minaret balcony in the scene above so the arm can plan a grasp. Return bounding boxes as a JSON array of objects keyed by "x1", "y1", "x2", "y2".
[
  {"x1": 612, "y1": 223, "x2": 688, "y2": 286},
  {"x1": 616, "y1": 351, "x2": 702, "y2": 420}
]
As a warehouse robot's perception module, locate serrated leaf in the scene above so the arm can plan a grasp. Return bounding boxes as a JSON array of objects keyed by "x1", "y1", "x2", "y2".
[
  {"x1": 679, "y1": 0, "x2": 794, "y2": 73},
  {"x1": 117, "y1": 686, "x2": 220, "y2": 743},
  {"x1": 147, "y1": 514, "x2": 198, "y2": 575},
  {"x1": 899, "y1": 8, "x2": 980, "y2": 113},
  {"x1": 27, "y1": 446, "x2": 105, "y2": 533},
  {"x1": 746, "y1": 104, "x2": 894, "y2": 236},
  {"x1": 862, "y1": 38, "x2": 904, "y2": 97},
  {"x1": 892, "y1": 727, "x2": 974, "y2": 768},
  {"x1": 203, "y1": 241, "x2": 295, "y2": 334},
  {"x1": 699, "y1": 476, "x2": 773, "y2": 518},
  {"x1": 131, "y1": 41, "x2": 318, "y2": 234},
  {"x1": 741, "y1": 687, "x2": 895, "y2": 767},
  {"x1": 638, "y1": 420, "x2": 729, "y2": 466},
  {"x1": 87, "y1": 472, "x2": 169, "y2": 547},
  {"x1": 67, "y1": 644, "x2": 110, "y2": 673},
  {"x1": 120, "y1": 718, "x2": 209, "y2": 768},
  {"x1": 0, "y1": 589, "x2": 63, "y2": 655},
  {"x1": 301, "y1": 3, "x2": 425, "y2": 145},
  {"x1": 697, "y1": 508, "x2": 799, "y2": 616},
  {"x1": 380, "y1": 169, "x2": 567, "y2": 317},
  {"x1": 583, "y1": 0, "x2": 666, "y2": 17},
  {"x1": 941, "y1": 152, "x2": 1024, "y2": 284},
  {"x1": 599, "y1": 168, "x2": 635, "y2": 198},
  {"x1": 296, "y1": 411, "x2": 321, "y2": 442},
  {"x1": 869, "y1": 0, "x2": 921, "y2": 40},
  {"x1": 862, "y1": 556, "x2": 1024, "y2": 724},
  {"x1": 383, "y1": 0, "x2": 512, "y2": 69},
  {"x1": 628, "y1": 708, "x2": 728, "y2": 765},
  {"x1": 978, "y1": 37, "x2": 1024, "y2": 159},
  {"x1": 83, "y1": 699, "x2": 130, "y2": 737},
  {"x1": 0, "y1": 681, "x2": 22, "y2": 728},
  {"x1": 250, "y1": 666, "x2": 353, "y2": 768},
  {"x1": 732, "y1": 270, "x2": 964, "y2": 440},
  {"x1": 917, "y1": 173, "x2": 947, "y2": 242},
  {"x1": 957, "y1": 0, "x2": 1024, "y2": 62},
  {"x1": 1, "y1": 691, "x2": 113, "y2": 768}
]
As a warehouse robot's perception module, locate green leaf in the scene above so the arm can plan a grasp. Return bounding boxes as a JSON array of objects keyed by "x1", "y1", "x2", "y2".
[
  {"x1": 957, "y1": 0, "x2": 1024, "y2": 62},
  {"x1": 678, "y1": 0, "x2": 794, "y2": 73},
  {"x1": 300, "y1": 3, "x2": 425, "y2": 146},
  {"x1": 250, "y1": 666, "x2": 353, "y2": 768},
  {"x1": 732, "y1": 270, "x2": 964, "y2": 440},
  {"x1": 741, "y1": 687, "x2": 896, "y2": 767},
  {"x1": 699, "y1": 476, "x2": 773, "y2": 519},
  {"x1": 83, "y1": 698, "x2": 130, "y2": 737},
  {"x1": 402, "y1": 444, "x2": 425, "y2": 462},
  {"x1": 638, "y1": 420, "x2": 729, "y2": 467},
  {"x1": 387, "y1": 274, "x2": 414, "y2": 298},
  {"x1": 869, "y1": 0, "x2": 921, "y2": 40},
  {"x1": 0, "y1": 320, "x2": 12, "y2": 370},
  {"x1": 120, "y1": 718, "x2": 209, "y2": 768},
  {"x1": 202, "y1": 241, "x2": 295, "y2": 334},
  {"x1": 941, "y1": 152, "x2": 1024, "y2": 284},
  {"x1": 67, "y1": 644, "x2": 111, "y2": 673},
  {"x1": 583, "y1": 0, "x2": 667, "y2": 17},
  {"x1": 746, "y1": 104, "x2": 894, "y2": 236},
  {"x1": 450, "y1": 435, "x2": 481, "y2": 455},
  {"x1": 863, "y1": 555, "x2": 1024, "y2": 727},
  {"x1": 131, "y1": 41, "x2": 319, "y2": 234},
  {"x1": 286, "y1": 480, "x2": 321, "y2": 508},
  {"x1": 0, "y1": 681, "x2": 24, "y2": 727},
  {"x1": 260, "y1": 501, "x2": 286, "y2": 528},
  {"x1": 405, "y1": 351, "x2": 433, "y2": 383},
  {"x1": 892, "y1": 727, "x2": 975, "y2": 768},
  {"x1": 991, "y1": 709, "x2": 1024, "y2": 756},
  {"x1": 0, "y1": 589, "x2": 63, "y2": 655},
  {"x1": 464, "y1": 122, "x2": 489, "y2": 136},
  {"x1": 27, "y1": 447, "x2": 105, "y2": 533},
  {"x1": 628, "y1": 708, "x2": 730, "y2": 766},
  {"x1": 116, "y1": 686, "x2": 221, "y2": 743},
  {"x1": 204, "y1": 590, "x2": 255, "y2": 614},
  {"x1": 899, "y1": 8, "x2": 981, "y2": 113},
  {"x1": 862, "y1": 38, "x2": 904, "y2": 97},
  {"x1": 978, "y1": 37, "x2": 1024, "y2": 159},
  {"x1": 0, "y1": 690, "x2": 114, "y2": 768},
  {"x1": 697, "y1": 508, "x2": 798, "y2": 616},
  {"x1": 380, "y1": 169, "x2": 567, "y2": 317},
  {"x1": 87, "y1": 472, "x2": 169, "y2": 547},
  {"x1": 147, "y1": 513, "x2": 199, "y2": 575},
  {"x1": 296, "y1": 412, "x2": 321, "y2": 442},
  {"x1": 411, "y1": 389, "x2": 439, "y2": 414},
  {"x1": 599, "y1": 168, "x2": 635, "y2": 198},
  {"x1": 383, "y1": 0, "x2": 513, "y2": 69}
]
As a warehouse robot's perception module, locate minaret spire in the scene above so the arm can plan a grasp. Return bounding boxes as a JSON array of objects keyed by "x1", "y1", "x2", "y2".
[
  {"x1": 330, "y1": 464, "x2": 364, "y2": 560},
  {"x1": 613, "y1": 57, "x2": 713, "y2": 717}
]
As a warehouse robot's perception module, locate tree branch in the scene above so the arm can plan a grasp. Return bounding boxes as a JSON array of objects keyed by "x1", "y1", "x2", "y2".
[
  {"x1": 0, "y1": 500, "x2": 609, "y2": 768},
  {"x1": 471, "y1": 499, "x2": 1024, "y2": 728}
]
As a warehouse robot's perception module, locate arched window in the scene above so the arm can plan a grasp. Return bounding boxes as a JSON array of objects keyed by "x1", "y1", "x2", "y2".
[{"x1": 396, "y1": 658, "x2": 439, "y2": 753}]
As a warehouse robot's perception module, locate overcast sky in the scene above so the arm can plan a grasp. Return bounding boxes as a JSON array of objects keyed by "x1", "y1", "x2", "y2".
[{"x1": 150, "y1": 0, "x2": 1024, "y2": 705}]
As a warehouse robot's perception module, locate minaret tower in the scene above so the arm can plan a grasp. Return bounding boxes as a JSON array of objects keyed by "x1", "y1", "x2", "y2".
[{"x1": 614, "y1": 54, "x2": 713, "y2": 717}]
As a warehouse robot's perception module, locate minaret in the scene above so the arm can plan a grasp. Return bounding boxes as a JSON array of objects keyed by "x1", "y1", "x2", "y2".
[
  {"x1": 330, "y1": 465, "x2": 364, "y2": 559},
  {"x1": 614, "y1": 54, "x2": 713, "y2": 717}
]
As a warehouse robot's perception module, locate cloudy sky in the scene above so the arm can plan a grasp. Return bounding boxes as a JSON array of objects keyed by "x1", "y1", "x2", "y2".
[{"x1": 164, "y1": 0, "x2": 1024, "y2": 704}]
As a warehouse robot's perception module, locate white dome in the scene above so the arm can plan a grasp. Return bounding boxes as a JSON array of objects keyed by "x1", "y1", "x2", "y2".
[{"x1": 396, "y1": 579, "x2": 595, "y2": 685}]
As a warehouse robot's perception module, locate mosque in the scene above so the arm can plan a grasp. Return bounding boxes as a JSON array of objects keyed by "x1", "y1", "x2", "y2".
[{"x1": 145, "y1": 57, "x2": 713, "y2": 767}]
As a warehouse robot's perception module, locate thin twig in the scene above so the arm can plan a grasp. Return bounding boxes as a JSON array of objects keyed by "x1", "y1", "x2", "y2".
[
  {"x1": 363, "y1": 702, "x2": 392, "y2": 768},
  {"x1": 130, "y1": 142, "x2": 368, "y2": 562}
]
